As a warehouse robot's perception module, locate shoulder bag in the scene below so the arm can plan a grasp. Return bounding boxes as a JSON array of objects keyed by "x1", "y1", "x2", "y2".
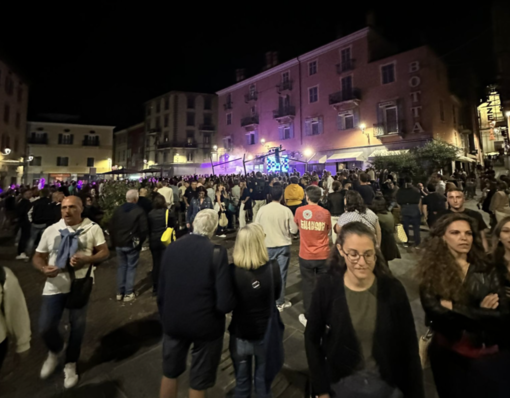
[
  {"x1": 161, "y1": 209, "x2": 176, "y2": 246},
  {"x1": 264, "y1": 260, "x2": 285, "y2": 387},
  {"x1": 65, "y1": 261, "x2": 93, "y2": 309}
]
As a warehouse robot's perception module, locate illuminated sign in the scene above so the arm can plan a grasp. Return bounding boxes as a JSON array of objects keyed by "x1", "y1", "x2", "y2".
[{"x1": 267, "y1": 154, "x2": 289, "y2": 173}]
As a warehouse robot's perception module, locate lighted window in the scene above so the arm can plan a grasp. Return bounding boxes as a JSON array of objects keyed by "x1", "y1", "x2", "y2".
[
  {"x1": 381, "y1": 64, "x2": 395, "y2": 85},
  {"x1": 309, "y1": 61, "x2": 317, "y2": 76},
  {"x1": 309, "y1": 86, "x2": 318, "y2": 103}
]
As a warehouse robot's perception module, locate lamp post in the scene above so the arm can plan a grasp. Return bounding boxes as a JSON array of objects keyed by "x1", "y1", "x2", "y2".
[{"x1": 360, "y1": 123, "x2": 370, "y2": 146}]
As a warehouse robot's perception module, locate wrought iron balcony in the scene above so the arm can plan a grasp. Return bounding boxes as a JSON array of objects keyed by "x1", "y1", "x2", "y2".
[
  {"x1": 82, "y1": 138, "x2": 100, "y2": 146},
  {"x1": 329, "y1": 88, "x2": 361, "y2": 105},
  {"x1": 336, "y1": 59, "x2": 356, "y2": 73},
  {"x1": 223, "y1": 101, "x2": 233, "y2": 110},
  {"x1": 373, "y1": 121, "x2": 406, "y2": 137},
  {"x1": 273, "y1": 106, "x2": 296, "y2": 119},
  {"x1": 157, "y1": 140, "x2": 197, "y2": 149},
  {"x1": 199, "y1": 124, "x2": 215, "y2": 131},
  {"x1": 29, "y1": 137, "x2": 48, "y2": 145},
  {"x1": 241, "y1": 115, "x2": 259, "y2": 127},
  {"x1": 276, "y1": 80, "x2": 293, "y2": 93},
  {"x1": 244, "y1": 92, "x2": 258, "y2": 102},
  {"x1": 146, "y1": 128, "x2": 160, "y2": 135}
]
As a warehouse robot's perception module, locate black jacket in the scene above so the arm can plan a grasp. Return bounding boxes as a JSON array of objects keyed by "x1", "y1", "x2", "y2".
[
  {"x1": 148, "y1": 208, "x2": 174, "y2": 251},
  {"x1": 420, "y1": 262, "x2": 510, "y2": 348},
  {"x1": 326, "y1": 191, "x2": 344, "y2": 216},
  {"x1": 110, "y1": 203, "x2": 148, "y2": 248},
  {"x1": 305, "y1": 270, "x2": 424, "y2": 397},
  {"x1": 158, "y1": 234, "x2": 235, "y2": 341},
  {"x1": 32, "y1": 197, "x2": 53, "y2": 225}
]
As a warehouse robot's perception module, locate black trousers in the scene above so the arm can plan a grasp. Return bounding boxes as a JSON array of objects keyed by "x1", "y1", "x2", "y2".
[{"x1": 151, "y1": 248, "x2": 165, "y2": 293}]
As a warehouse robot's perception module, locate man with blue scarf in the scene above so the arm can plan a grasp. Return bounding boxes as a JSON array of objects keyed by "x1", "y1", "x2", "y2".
[{"x1": 33, "y1": 196, "x2": 109, "y2": 389}]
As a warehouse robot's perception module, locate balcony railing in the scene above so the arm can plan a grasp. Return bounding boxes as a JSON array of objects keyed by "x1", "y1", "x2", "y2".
[
  {"x1": 199, "y1": 124, "x2": 215, "y2": 131},
  {"x1": 276, "y1": 80, "x2": 293, "y2": 92},
  {"x1": 336, "y1": 59, "x2": 355, "y2": 73},
  {"x1": 157, "y1": 140, "x2": 197, "y2": 149},
  {"x1": 29, "y1": 137, "x2": 48, "y2": 145},
  {"x1": 244, "y1": 92, "x2": 258, "y2": 102},
  {"x1": 82, "y1": 139, "x2": 100, "y2": 146},
  {"x1": 146, "y1": 128, "x2": 160, "y2": 135},
  {"x1": 223, "y1": 101, "x2": 233, "y2": 110},
  {"x1": 329, "y1": 88, "x2": 362, "y2": 104},
  {"x1": 373, "y1": 121, "x2": 406, "y2": 137},
  {"x1": 241, "y1": 115, "x2": 259, "y2": 127},
  {"x1": 273, "y1": 106, "x2": 296, "y2": 119}
]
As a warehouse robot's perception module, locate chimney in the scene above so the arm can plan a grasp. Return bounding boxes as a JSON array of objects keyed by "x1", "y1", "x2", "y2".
[
  {"x1": 235, "y1": 68, "x2": 245, "y2": 82},
  {"x1": 272, "y1": 51, "x2": 279, "y2": 66}
]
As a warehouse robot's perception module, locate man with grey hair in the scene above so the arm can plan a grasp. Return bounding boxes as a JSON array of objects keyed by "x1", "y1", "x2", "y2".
[
  {"x1": 110, "y1": 189, "x2": 148, "y2": 302},
  {"x1": 158, "y1": 209, "x2": 235, "y2": 398}
]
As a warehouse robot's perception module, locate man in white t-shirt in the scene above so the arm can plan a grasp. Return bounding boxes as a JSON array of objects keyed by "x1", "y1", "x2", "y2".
[{"x1": 33, "y1": 196, "x2": 109, "y2": 389}]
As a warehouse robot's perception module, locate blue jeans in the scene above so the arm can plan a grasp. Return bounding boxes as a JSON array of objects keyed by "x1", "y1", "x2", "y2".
[
  {"x1": 39, "y1": 294, "x2": 89, "y2": 363},
  {"x1": 267, "y1": 246, "x2": 291, "y2": 305},
  {"x1": 116, "y1": 247, "x2": 140, "y2": 295},
  {"x1": 229, "y1": 335, "x2": 271, "y2": 398}
]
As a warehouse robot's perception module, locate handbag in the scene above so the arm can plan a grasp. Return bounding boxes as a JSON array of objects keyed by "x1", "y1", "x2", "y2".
[
  {"x1": 330, "y1": 371, "x2": 403, "y2": 398},
  {"x1": 65, "y1": 262, "x2": 93, "y2": 309},
  {"x1": 264, "y1": 260, "x2": 285, "y2": 387},
  {"x1": 394, "y1": 223, "x2": 408, "y2": 243},
  {"x1": 419, "y1": 327, "x2": 434, "y2": 368},
  {"x1": 161, "y1": 209, "x2": 176, "y2": 246}
]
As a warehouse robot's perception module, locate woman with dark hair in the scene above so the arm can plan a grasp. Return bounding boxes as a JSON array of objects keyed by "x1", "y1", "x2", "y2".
[
  {"x1": 372, "y1": 196, "x2": 400, "y2": 263},
  {"x1": 491, "y1": 216, "x2": 510, "y2": 298},
  {"x1": 335, "y1": 190, "x2": 381, "y2": 246},
  {"x1": 186, "y1": 186, "x2": 213, "y2": 229},
  {"x1": 148, "y1": 194, "x2": 174, "y2": 295},
  {"x1": 418, "y1": 213, "x2": 510, "y2": 398},
  {"x1": 305, "y1": 222, "x2": 424, "y2": 398}
]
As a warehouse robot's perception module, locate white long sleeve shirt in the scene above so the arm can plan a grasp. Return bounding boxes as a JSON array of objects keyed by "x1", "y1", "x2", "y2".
[{"x1": 0, "y1": 267, "x2": 31, "y2": 353}]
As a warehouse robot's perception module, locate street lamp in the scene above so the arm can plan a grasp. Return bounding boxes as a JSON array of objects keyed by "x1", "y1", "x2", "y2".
[{"x1": 359, "y1": 123, "x2": 370, "y2": 146}]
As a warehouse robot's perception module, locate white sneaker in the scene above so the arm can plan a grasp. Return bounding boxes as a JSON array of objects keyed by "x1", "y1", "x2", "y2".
[
  {"x1": 40, "y1": 351, "x2": 60, "y2": 379},
  {"x1": 299, "y1": 314, "x2": 308, "y2": 327},
  {"x1": 16, "y1": 253, "x2": 28, "y2": 260},
  {"x1": 123, "y1": 292, "x2": 136, "y2": 302},
  {"x1": 277, "y1": 301, "x2": 292, "y2": 312},
  {"x1": 63, "y1": 363, "x2": 79, "y2": 389}
]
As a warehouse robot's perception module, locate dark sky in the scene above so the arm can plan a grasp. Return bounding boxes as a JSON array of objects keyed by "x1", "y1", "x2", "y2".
[{"x1": 0, "y1": 1, "x2": 495, "y2": 129}]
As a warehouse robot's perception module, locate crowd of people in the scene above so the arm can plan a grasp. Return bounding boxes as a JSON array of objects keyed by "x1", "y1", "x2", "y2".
[{"x1": 1, "y1": 164, "x2": 510, "y2": 398}]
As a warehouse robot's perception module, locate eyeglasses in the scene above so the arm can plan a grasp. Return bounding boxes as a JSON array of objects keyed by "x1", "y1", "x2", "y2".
[{"x1": 341, "y1": 248, "x2": 376, "y2": 263}]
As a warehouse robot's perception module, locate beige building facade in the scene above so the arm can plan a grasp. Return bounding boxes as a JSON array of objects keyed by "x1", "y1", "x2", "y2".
[
  {"x1": 0, "y1": 58, "x2": 29, "y2": 189},
  {"x1": 27, "y1": 122, "x2": 114, "y2": 183}
]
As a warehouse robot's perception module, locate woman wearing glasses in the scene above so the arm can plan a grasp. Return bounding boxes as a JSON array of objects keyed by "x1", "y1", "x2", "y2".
[
  {"x1": 418, "y1": 213, "x2": 510, "y2": 398},
  {"x1": 305, "y1": 222, "x2": 423, "y2": 398}
]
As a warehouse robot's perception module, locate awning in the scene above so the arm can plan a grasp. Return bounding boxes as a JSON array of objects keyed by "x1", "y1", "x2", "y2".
[
  {"x1": 326, "y1": 151, "x2": 366, "y2": 162},
  {"x1": 457, "y1": 156, "x2": 475, "y2": 163},
  {"x1": 368, "y1": 149, "x2": 409, "y2": 158}
]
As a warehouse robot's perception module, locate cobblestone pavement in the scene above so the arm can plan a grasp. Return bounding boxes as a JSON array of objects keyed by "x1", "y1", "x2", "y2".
[{"x1": 2, "y1": 197, "x2": 488, "y2": 398}]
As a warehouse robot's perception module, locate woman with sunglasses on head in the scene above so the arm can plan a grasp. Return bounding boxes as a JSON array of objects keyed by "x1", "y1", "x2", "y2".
[
  {"x1": 305, "y1": 222, "x2": 423, "y2": 398},
  {"x1": 418, "y1": 213, "x2": 510, "y2": 398}
]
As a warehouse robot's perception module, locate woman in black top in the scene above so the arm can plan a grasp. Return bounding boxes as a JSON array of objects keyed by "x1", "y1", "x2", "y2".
[
  {"x1": 229, "y1": 223, "x2": 282, "y2": 398},
  {"x1": 418, "y1": 213, "x2": 510, "y2": 398},
  {"x1": 305, "y1": 222, "x2": 423, "y2": 398},
  {"x1": 148, "y1": 194, "x2": 174, "y2": 295}
]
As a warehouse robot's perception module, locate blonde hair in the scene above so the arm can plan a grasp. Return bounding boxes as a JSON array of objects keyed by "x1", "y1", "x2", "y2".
[{"x1": 233, "y1": 223, "x2": 269, "y2": 270}]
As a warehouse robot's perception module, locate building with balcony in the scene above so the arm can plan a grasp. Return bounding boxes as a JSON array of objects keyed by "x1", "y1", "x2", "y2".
[
  {"x1": 26, "y1": 122, "x2": 114, "y2": 183},
  {"x1": 0, "y1": 58, "x2": 29, "y2": 189},
  {"x1": 113, "y1": 122, "x2": 144, "y2": 171},
  {"x1": 216, "y1": 27, "x2": 468, "y2": 173},
  {"x1": 144, "y1": 91, "x2": 217, "y2": 174}
]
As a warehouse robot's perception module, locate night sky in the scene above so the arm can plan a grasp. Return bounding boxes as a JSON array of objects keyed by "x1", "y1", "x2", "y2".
[{"x1": 0, "y1": 1, "x2": 494, "y2": 129}]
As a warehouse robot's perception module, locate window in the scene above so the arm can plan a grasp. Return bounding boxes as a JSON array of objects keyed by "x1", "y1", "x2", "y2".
[
  {"x1": 439, "y1": 100, "x2": 445, "y2": 121},
  {"x1": 59, "y1": 133, "x2": 73, "y2": 145},
  {"x1": 87, "y1": 157, "x2": 94, "y2": 167},
  {"x1": 309, "y1": 60, "x2": 317, "y2": 76},
  {"x1": 3, "y1": 104, "x2": 9, "y2": 123},
  {"x1": 56, "y1": 157, "x2": 69, "y2": 166},
  {"x1": 187, "y1": 152, "x2": 193, "y2": 162},
  {"x1": 204, "y1": 114, "x2": 212, "y2": 125},
  {"x1": 187, "y1": 96, "x2": 195, "y2": 109},
  {"x1": 164, "y1": 97, "x2": 169, "y2": 110},
  {"x1": 32, "y1": 156, "x2": 42, "y2": 166},
  {"x1": 381, "y1": 63, "x2": 395, "y2": 84},
  {"x1": 282, "y1": 71, "x2": 290, "y2": 82},
  {"x1": 187, "y1": 112, "x2": 195, "y2": 126},
  {"x1": 204, "y1": 97, "x2": 212, "y2": 110},
  {"x1": 309, "y1": 86, "x2": 318, "y2": 103},
  {"x1": 226, "y1": 113, "x2": 232, "y2": 125},
  {"x1": 17, "y1": 85, "x2": 22, "y2": 102}
]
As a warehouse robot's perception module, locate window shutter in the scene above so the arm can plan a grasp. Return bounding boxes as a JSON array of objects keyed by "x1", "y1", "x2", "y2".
[
  {"x1": 70, "y1": 134, "x2": 74, "y2": 145},
  {"x1": 337, "y1": 114, "x2": 345, "y2": 130},
  {"x1": 58, "y1": 134, "x2": 62, "y2": 144},
  {"x1": 305, "y1": 120, "x2": 311, "y2": 136},
  {"x1": 318, "y1": 117, "x2": 324, "y2": 134}
]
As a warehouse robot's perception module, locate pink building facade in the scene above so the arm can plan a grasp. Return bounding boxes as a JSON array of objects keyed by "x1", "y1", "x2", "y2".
[{"x1": 216, "y1": 28, "x2": 471, "y2": 173}]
